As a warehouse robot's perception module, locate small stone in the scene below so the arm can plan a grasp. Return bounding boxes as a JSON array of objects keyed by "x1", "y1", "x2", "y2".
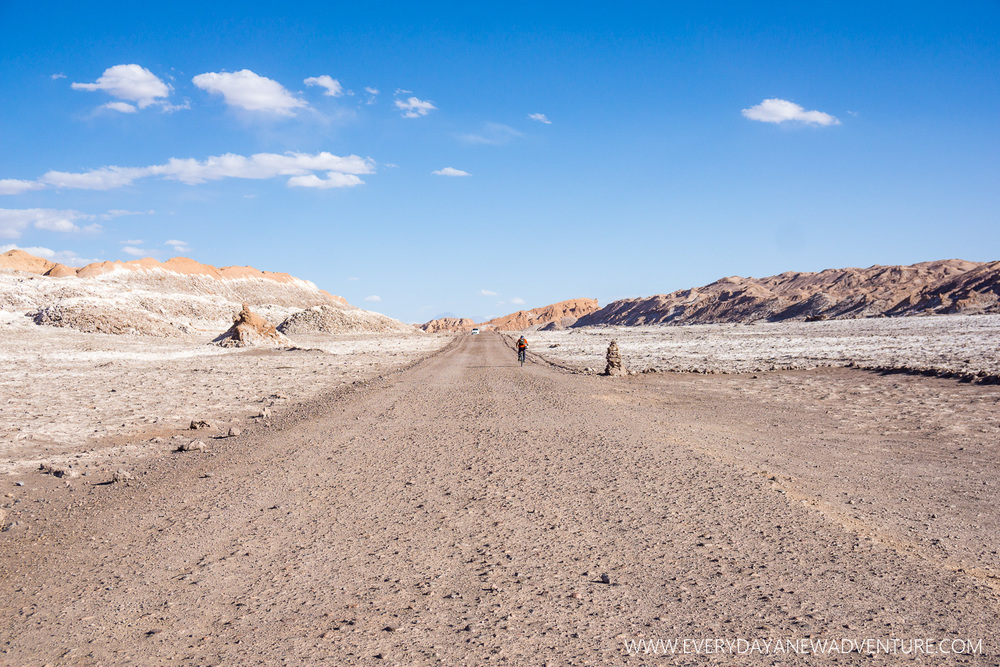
[
  {"x1": 228, "y1": 427, "x2": 242, "y2": 437},
  {"x1": 189, "y1": 420, "x2": 212, "y2": 430},
  {"x1": 600, "y1": 573, "x2": 611, "y2": 584},
  {"x1": 259, "y1": 408, "x2": 271, "y2": 419},
  {"x1": 112, "y1": 469, "x2": 133, "y2": 483},
  {"x1": 39, "y1": 463, "x2": 79, "y2": 479},
  {"x1": 15, "y1": 481, "x2": 24, "y2": 487},
  {"x1": 382, "y1": 625, "x2": 396, "y2": 632},
  {"x1": 177, "y1": 440, "x2": 206, "y2": 452}
]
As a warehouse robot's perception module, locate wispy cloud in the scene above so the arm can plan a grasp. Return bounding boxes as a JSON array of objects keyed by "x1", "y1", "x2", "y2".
[
  {"x1": 304, "y1": 75, "x2": 344, "y2": 97},
  {"x1": 121, "y1": 246, "x2": 146, "y2": 257},
  {"x1": 479, "y1": 289, "x2": 498, "y2": 296},
  {"x1": 432, "y1": 167, "x2": 470, "y2": 177},
  {"x1": 460, "y1": 122, "x2": 523, "y2": 145},
  {"x1": 0, "y1": 244, "x2": 98, "y2": 266},
  {"x1": 165, "y1": 239, "x2": 190, "y2": 252},
  {"x1": 102, "y1": 101, "x2": 138, "y2": 113},
  {"x1": 120, "y1": 239, "x2": 144, "y2": 245},
  {"x1": 741, "y1": 98, "x2": 840, "y2": 126},
  {"x1": 364, "y1": 294, "x2": 382, "y2": 302},
  {"x1": 510, "y1": 297, "x2": 526, "y2": 305},
  {"x1": 528, "y1": 113, "x2": 551, "y2": 124},
  {"x1": 0, "y1": 179, "x2": 45, "y2": 195},
  {"x1": 2, "y1": 151, "x2": 375, "y2": 193},
  {"x1": 51, "y1": 73, "x2": 66, "y2": 80},
  {"x1": 395, "y1": 96, "x2": 436, "y2": 118},
  {"x1": 72, "y1": 64, "x2": 172, "y2": 110},
  {"x1": 364, "y1": 87, "x2": 379, "y2": 104},
  {"x1": 193, "y1": 69, "x2": 307, "y2": 115},
  {"x1": 0, "y1": 208, "x2": 102, "y2": 239}
]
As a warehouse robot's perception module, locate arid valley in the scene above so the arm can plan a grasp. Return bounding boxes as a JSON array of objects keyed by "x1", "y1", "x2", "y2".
[{"x1": 2, "y1": 250, "x2": 1000, "y2": 665}]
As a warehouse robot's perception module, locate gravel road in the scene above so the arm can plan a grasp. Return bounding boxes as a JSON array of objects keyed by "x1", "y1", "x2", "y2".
[{"x1": 2, "y1": 333, "x2": 998, "y2": 665}]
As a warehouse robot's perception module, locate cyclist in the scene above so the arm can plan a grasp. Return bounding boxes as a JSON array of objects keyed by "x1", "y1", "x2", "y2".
[{"x1": 516, "y1": 335, "x2": 528, "y2": 365}]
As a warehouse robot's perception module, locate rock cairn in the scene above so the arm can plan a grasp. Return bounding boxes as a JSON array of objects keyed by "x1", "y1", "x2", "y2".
[
  {"x1": 212, "y1": 303, "x2": 290, "y2": 348},
  {"x1": 604, "y1": 340, "x2": 627, "y2": 376}
]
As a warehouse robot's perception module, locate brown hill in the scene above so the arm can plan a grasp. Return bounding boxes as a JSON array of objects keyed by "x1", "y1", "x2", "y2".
[
  {"x1": 420, "y1": 299, "x2": 599, "y2": 333},
  {"x1": 419, "y1": 317, "x2": 476, "y2": 333},
  {"x1": 483, "y1": 298, "x2": 600, "y2": 331},
  {"x1": 576, "y1": 260, "x2": 997, "y2": 327}
]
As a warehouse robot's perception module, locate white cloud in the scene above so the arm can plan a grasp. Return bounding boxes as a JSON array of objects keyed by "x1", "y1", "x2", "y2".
[
  {"x1": 165, "y1": 239, "x2": 190, "y2": 252},
  {"x1": 120, "y1": 239, "x2": 144, "y2": 245},
  {"x1": 0, "y1": 208, "x2": 101, "y2": 238},
  {"x1": 286, "y1": 172, "x2": 364, "y2": 189},
  {"x1": 528, "y1": 113, "x2": 552, "y2": 124},
  {"x1": 0, "y1": 179, "x2": 45, "y2": 195},
  {"x1": 510, "y1": 297, "x2": 526, "y2": 305},
  {"x1": 395, "y1": 96, "x2": 436, "y2": 118},
  {"x1": 432, "y1": 167, "x2": 470, "y2": 177},
  {"x1": 193, "y1": 69, "x2": 307, "y2": 115},
  {"x1": 304, "y1": 75, "x2": 344, "y2": 97},
  {"x1": 102, "y1": 101, "x2": 137, "y2": 113},
  {"x1": 0, "y1": 244, "x2": 98, "y2": 266},
  {"x1": 103, "y1": 209, "x2": 152, "y2": 219},
  {"x1": 41, "y1": 166, "x2": 148, "y2": 190},
  {"x1": 364, "y1": 295, "x2": 381, "y2": 302},
  {"x1": 364, "y1": 87, "x2": 379, "y2": 104},
  {"x1": 121, "y1": 246, "x2": 146, "y2": 257},
  {"x1": 51, "y1": 73, "x2": 66, "y2": 80},
  {"x1": 347, "y1": 276, "x2": 359, "y2": 281},
  {"x1": 479, "y1": 289, "x2": 498, "y2": 296},
  {"x1": 460, "y1": 122, "x2": 523, "y2": 145},
  {"x1": 72, "y1": 64, "x2": 171, "y2": 109},
  {"x1": 8, "y1": 151, "x2": 375, "y2": 193},
  {"x1": 741, "y1": 98, "x2": 840, "y2": 126}
]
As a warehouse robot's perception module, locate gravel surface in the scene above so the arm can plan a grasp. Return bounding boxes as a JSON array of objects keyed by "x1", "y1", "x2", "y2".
[{"x1": 2, "y1": 333, "x2": 997, "y2": 665}]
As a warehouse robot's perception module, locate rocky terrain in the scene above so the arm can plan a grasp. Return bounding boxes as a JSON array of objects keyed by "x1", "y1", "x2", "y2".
[
  {"x1": 576, "y1": 259, "x2": 999, "y2": 326},
  {"x1": 530, "y1": 313, "x2": 1000, "y2": 380},
  {"x1": 2, "y1": 334, "x2": 998, "y2": 664},
  {"x1": 0, "y1": 249, "x2": 413, "y2": 337},
  {"x1": 421, "y1": 298, "x2": 599, "y2": 332}
]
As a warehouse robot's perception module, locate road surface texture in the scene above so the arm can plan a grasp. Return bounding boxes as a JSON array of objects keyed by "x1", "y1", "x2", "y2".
[{"x1": 3, "y1": 333, "x2": 999, "y2": 665}]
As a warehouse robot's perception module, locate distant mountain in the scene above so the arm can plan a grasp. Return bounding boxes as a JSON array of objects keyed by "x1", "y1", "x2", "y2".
[
  {"x1": 0, "y1": 249, "x2": 413, "y2": 337},
  {"x1": 420, "y1": 298, "x2": 599, "y2": 332},
  {"x1": 576, "y1": 259, "x2": 998, "y2": 327}
]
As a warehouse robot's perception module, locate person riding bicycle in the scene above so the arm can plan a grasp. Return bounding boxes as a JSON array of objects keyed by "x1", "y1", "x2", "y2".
[{"x1": 516, "y1": 335, "x2": 528, "y2": 364}]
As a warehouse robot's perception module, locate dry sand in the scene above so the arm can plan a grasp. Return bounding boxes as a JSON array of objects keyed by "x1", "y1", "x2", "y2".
[{"x1": 1, "y1": 322, "x2": 998, "y2": 664}]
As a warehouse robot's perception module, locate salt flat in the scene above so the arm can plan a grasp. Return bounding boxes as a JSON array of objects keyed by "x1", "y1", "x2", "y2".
[{"x1": 529, "y1": 313, "x2": 1000, "y2": 376}]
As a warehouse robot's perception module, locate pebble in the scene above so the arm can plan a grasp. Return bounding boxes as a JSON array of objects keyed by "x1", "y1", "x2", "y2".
[
  {"x1": 112, "y1": 469, "x2": 133, "y2": 483},
  {"x1": 228, "y1": 427, "x2": 242, "y2": 437}
]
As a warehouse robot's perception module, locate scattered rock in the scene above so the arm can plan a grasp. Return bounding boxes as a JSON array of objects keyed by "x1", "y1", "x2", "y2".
[
  {"x1": 259, "y1": 408, "x2": 272, "y2": 419},
  {"x1": 176, "y1": 440, "x2": 206, "y2": 452},
  {"x1": 39, "y1": 463, "x2": 79, "y2": 479},
  {"x1": 227, "y1": 427, "x2": 242, "y2": 437},
  {"x1": 189, "y1": 420, "x2": 212, "y2": 430},
  {"x1": 604, "y1": 340, "x2": 627, "y2": 376},
  {"x1": 15, "y1": 481, "x2": 24, "y2": 487},
  {"x1": 599, "y1": 572, "x2": 611, "y2": 584},
  {"x1": 112, "y1": 469, "x2": 133, "y2": 483}
]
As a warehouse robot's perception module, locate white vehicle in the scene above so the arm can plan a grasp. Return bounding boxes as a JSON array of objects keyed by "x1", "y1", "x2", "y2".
[{"x1": 470, "y1": 328, "x2": 480, "y2": 335}]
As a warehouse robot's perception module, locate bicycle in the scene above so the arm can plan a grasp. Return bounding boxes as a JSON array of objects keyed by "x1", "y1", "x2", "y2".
[{"x1": 518, "y1": 348, "x2": 526, "y2": 366}]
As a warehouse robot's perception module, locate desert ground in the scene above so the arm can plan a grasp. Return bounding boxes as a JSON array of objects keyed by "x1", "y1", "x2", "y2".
[{"x1": 2, "y1": 318, "x2": 999, "y2": 665}]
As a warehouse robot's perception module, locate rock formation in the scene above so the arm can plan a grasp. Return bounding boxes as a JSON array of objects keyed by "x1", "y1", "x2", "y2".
[
  {"x1": 278, "y1": 305, "x2": 416, "y2": 335},
  {"x1": 576, "y1": 259, "x2": 999, "y2": 327},
  {"x1": 604, "y1": 340, "x2": 626, "y2": 376},
  {"x1": 212, "y1": 304, "x2": 291, "y2": 348},
  {"x1": 1, "y1": 249, "x2": 408, "y2": 337}
]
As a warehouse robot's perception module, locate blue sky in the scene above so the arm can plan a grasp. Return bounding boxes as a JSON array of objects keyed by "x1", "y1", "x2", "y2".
[{"x1": 1, "y1": 2, "x2": 997, "y2": 323}]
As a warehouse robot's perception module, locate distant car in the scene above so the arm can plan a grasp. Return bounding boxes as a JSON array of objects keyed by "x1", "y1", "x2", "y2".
[{"x1": 470, "y1": 328, "x2": 480, "y2": 335}]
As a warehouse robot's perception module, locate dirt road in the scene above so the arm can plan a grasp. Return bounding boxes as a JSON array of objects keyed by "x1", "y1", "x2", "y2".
[{"x1": 3, "y1": 333, "x2": 999, "y2": 665}]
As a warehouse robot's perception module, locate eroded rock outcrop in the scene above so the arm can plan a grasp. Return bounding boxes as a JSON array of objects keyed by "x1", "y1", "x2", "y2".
[{"x1": 212, "y1": 304, "x2": 291, "y2": 348}]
